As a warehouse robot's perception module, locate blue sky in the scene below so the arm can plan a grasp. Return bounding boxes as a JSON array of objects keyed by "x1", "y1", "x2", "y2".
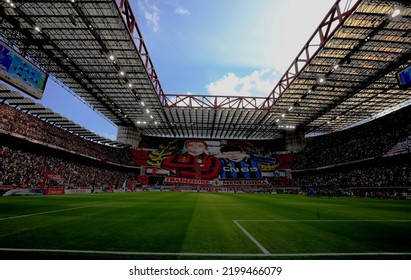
[{"x1": 35, "y1": 0, "x2": 337, "y2": 140}]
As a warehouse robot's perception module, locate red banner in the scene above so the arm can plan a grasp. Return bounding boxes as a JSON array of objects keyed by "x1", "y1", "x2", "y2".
[
  {"x1": 44, "y1": 188, "x2": 65, "y2": 195},
  {"x1": 164, "y1": 177, "x2": 211, "y2": 186},
  {"x1": 132, "y1": 150, "x2": 150, "y2": 166},
  {"x1": 219, "y1": 179, "x2": 270, "y2": 187},
  {"x1": 47, "y1": 173, "x2": 64, "y2": 180},
  {"x1": 137, "y1": 175, "x2": 149, "y2": 185},
  {"x1": 164, "y1": 177, "x2": 269, "y2": 187}
]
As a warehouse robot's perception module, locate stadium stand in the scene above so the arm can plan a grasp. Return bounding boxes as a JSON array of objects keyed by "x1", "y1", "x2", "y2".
[
  {"x1": 290, "y1": 154, "x2": 410, "y2": 196},
  {"x1": 0, "y1": 103, "x2": 134, "y2": 166},
  {"x1": 1, "y1": 100, "x2": 410, "y2": 195},
  {"x1": 1, "y1": 0, "x2": 410, "y2": 197},
  {"x1": 0, "y1": 137, "x2": 138, "y2": 190},
  {"x1": 386, "y1": 136, "x2": 411, "y2": 155},
  {"x1": 0, "y1": 101, "x2": 141, "y2": 191},
  {"x1": 290, "y1": 104, "x2": 411, "y2": 198},
  {"x1": 292, "y1": 105, "x2": 411, "y2": 170}
]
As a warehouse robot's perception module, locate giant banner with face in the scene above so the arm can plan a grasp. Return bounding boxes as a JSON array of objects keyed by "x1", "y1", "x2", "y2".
[{"x1": 132, "y1": 137, "x2": 292, "y2": 186}]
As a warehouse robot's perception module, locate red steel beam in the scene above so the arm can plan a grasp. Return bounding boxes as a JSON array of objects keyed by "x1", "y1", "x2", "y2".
[
  {"x1": 163, "y1": 94, "x2": 269, "y2": 110},
  {"x1": 116, "y1": 0, "x2": 360, "y2": 110},
  {"x1": 260, "y1": 0, "x2": 361, "y2": 109},
  {"x1": 116, "y1": 0, "x2": 167, "y2": 105}
]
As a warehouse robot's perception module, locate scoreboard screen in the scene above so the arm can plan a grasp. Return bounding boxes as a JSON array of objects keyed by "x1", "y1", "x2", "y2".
[
  {"x1": 396, "y1": 65, "x2": 411, "y2": 90},
  {"x1": 0, "y1": 41, "x2": 48, "y2": 99}
]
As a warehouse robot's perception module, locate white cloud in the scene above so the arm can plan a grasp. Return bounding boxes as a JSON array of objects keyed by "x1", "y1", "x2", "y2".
[
  {"x1": 137, "y1": 3, "x2": 189, "y2": 33},
  {"x1": 174, "y1": 0, "x2": 337, "y2": 73},
  {"x1": 139, "y1": 0, "x2": 161, "y2": 32},
  {"x1": 175, "y1": 7, "x2": 190, "y2": 15},
  {"x1": 205, "y1": 69, "x2": 278, "y2": 97}
]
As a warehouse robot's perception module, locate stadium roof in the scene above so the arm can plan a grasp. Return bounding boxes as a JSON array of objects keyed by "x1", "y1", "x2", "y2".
[
  {"x1": 0, "y1": 84, "x2": 131, "y2": 148},
  {"x1": 1, "y1": 0, "x2": 411, "y2": 140}
]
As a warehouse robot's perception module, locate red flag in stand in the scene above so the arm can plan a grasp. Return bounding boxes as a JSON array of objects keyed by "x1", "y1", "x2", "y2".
[
  {"x1": 39, "y1": 171, "x2": 48, "y2": 189},
  {"x1": 39, "y1": 171, "x2": 65, "y2": 189},
  {"x1": 127, "y1": 180, "x2": 133, "y2": 190}
]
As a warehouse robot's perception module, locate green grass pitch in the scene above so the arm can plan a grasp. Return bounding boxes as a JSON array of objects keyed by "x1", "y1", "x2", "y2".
[{"x1": 0, "y1": 192, "x2": 410, "y2": 259}]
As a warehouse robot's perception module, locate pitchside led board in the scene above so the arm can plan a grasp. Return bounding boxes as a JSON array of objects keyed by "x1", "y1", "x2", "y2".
[
  {"x1": 396, "y1": 65, "x2": 411, "y2": 90},
  {"x1": 0, "y1": 41, "x2": 48, "y2": 99}
]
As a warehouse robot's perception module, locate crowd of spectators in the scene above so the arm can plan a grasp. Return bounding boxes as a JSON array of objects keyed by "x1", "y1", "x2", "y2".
[
  {"x1": 0, "y1": 103, "x2": 134, "y2": 166},
  {"x1": 289, "y1": 106, "x2": 411, "y2": 197},
  {"x1": 0, "y1": 145, "x2": 138, "y2": 189},
  {"x1": 293, "y1": 105, "x2": 411, "y2": 170},
  {"x1": 2, "y1": 98, "x2": 410, "y2": 194},
  {"x1": 290, "y1": 158, "x2": 411, "y2": 190}
]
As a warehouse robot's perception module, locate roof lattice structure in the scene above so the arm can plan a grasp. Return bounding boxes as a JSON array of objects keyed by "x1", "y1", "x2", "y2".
[{"x1": 1, "y1": 0, "x2": 411, "y2": 140}]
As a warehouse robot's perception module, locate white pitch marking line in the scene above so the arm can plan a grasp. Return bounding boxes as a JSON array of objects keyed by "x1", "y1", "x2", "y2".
[
  {"x1": 0, "y1": 202, "x2": 114, "y2": 221},
  {"x1": 233, "y1": 220, "x2": 270, "y2": 255},
  {"x1": 0, "y1": 247, "x2": 266, "y2": 257},
  {"x1": 232, "y1": 219, "x2": 411, "y2": 256},
  {"x1": 0, "y1": 248, "x2": 410, "y2": 257},
  {"x1": 235, "y1": 220, "x2": 411, "y2": 222}
]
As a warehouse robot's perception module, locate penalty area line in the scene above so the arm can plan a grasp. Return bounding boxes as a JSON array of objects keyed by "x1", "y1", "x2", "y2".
[{"x1": 233, "y1": 220, "x2": 270, "y2": 255}]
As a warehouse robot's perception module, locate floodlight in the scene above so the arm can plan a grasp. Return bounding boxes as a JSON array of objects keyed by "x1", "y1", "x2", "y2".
[{"x1": 391, "y1": 8, "x2": 401, "y2": 18}]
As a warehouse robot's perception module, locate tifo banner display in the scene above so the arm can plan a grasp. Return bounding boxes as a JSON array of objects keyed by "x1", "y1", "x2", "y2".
[{"x1": 132, "y1": 137, "x2": 293, "y2": 185}]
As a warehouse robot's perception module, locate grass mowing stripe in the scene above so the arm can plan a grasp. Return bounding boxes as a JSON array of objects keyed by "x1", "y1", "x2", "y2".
[
  {"x1": 234, "y1": 219, "x2": 411, "y2": 256},
  {"x1": 233, "y1": 220, "x2": 270, "y2": 255},
  {"x1": 2, "y1": 193, "x2": 411, "y2": 259},
  {"x1": 0, "y1": 202, "x2": 114, "y2": 221}
]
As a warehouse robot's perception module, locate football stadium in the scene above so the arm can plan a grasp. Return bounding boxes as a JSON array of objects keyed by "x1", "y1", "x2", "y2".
[{"x1": 0, "y1": 0, "x2": 411, "y2": 261}]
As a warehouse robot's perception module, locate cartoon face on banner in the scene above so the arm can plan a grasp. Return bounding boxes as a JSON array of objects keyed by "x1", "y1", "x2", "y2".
[
  {"x1": 132, "y1": 137, "x2": 291, "y2": 185},
  {"x1": 160, "y1": 140, "x2": 221, "y2": 180}
]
